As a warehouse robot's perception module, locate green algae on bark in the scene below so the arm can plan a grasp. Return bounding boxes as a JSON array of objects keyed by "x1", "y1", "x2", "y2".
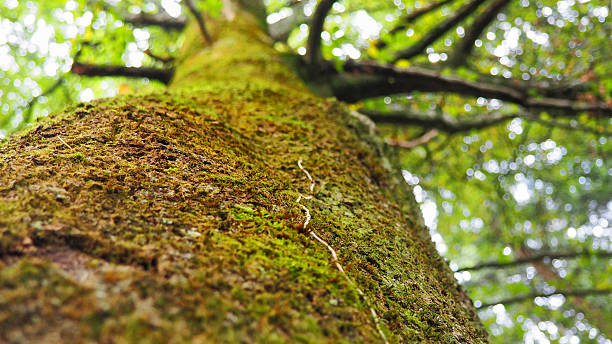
[{"x1": 0, "y1": 4, "x2": 487, "y2": 343}]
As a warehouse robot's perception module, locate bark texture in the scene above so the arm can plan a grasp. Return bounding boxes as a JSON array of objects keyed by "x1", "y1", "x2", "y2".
[{"x1": 0, "y1": 5, "x2": 487, "y2": 343}]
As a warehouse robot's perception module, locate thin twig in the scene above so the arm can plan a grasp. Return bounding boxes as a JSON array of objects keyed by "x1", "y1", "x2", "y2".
[
  {"x1": 386, "y1": 129, "x2": 440, "y2": 148},
  {"x1": 0, "y1": 77, "x2": 65, "y2": 133}
]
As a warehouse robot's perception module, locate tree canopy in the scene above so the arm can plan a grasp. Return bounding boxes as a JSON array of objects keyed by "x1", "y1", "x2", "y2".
[{"x1": 1, "y1": 0, "x2": 611, "y2": 343}]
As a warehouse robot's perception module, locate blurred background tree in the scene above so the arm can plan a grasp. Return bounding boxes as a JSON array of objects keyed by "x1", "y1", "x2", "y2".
[{"x1": 0, "y1": 0, "x2": 610, "y2": 342}]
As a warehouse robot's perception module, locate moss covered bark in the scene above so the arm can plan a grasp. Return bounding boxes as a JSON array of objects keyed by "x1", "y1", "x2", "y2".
[{"x1": 0, "y1": 4, "x2": 487, "y2": 343}]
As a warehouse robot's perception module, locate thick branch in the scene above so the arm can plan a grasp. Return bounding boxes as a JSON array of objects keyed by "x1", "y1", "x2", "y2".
[
  {"x1": 123, "y1": 13, "x2": 187, "y2": 30},
  {"x1": 362, "y1": 107, "x2": 611, "y2": 135},
  {"x1": 331, "y1": 61, "x2": 612, "y2": 116},
  {"x1": 448, "y1": 0, "x2": 512, "y2": 66},
  {"x1": 306, "y1": 0, "x2": 336, "y2": 65},
  {"x1": 458, "y1": 251, "x2": 612, "y2": 272},
  {"x1": 184, "y1": 0, "x2": 213, "y2": 44},
  {"x1": 361, "y1": 108, "x2": 516, "y2": 133},
  {"x1": 477, "y1": 288, "x2": 612, "y2": 309},
  {"x1": 394, "y1": 0, "x2": 489, "y2": 61},
  {"x1": 71, "y1": 63, "x2": 173, "y2": 84},
  {"x1": 337, "y1": 60, "x2": 524, "y2": 102}
]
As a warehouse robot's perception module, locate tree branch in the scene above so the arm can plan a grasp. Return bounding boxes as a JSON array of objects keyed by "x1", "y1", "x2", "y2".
[
  {"x1": 477, "y1": 288, "x2": 612, "y2": 309},
  {"x1": 336, "y1": 61, "x2": 522, "y2": 102},
  {"x1": 23, "y1": 78, "x2": 65, "y2": 124},
  {"x1": 184, "y1": 0, "x2": 213, "y2": 44},
  {"x1": 361, "y1": 108, "x2": 516, "y2": 133},
  {"x1": 0, "y1": 77, "x2": 66, "y2": 132},
  {"x1": 144, "y1": 49, "x2": 174, "y2": 64},
  {"x1": 458, "y1": 250, "x2": 612, "y2": 272},
  {"x1": 330, "y1": 61, "x2": 612, "y2": 116},
  {"x1": 71, "y1": 63, "x2": 174, "y2": 84},
  {"x1": 394, "y1": 0, "x2": 489, "y2": 61},
  {"x1": 386, "y1": 129, "x2": 440, "y2": 148},
  {"x1": 306, "y1": 0, "x2": 336, "y2": 65},
  {"x1": 390, "y1": 0, "x2": 456, "y2": 36},
  {"x1": 123, "y1": 13, "x2": 187, "y2": 30},
  {"x1": 448, "y1": 0, "x2": 512, "y2": 66},
  {"x1": 361, "y1": 107, "x2": 611, "y2": 135}
]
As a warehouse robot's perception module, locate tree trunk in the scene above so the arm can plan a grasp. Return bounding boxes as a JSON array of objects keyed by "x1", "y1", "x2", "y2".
[{"x1": 0, "y1": 3, "x2": 487, "y2": 343}]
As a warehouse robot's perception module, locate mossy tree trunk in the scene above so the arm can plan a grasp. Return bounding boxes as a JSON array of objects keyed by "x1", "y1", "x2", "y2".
[{"x1": 0, "y1": 2, "x2": 487, "y2": 343}]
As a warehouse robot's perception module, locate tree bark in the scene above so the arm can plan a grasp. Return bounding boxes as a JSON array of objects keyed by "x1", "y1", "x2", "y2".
[{"x1": 0, "y1": 3, "x2": 487, "y2": 342}]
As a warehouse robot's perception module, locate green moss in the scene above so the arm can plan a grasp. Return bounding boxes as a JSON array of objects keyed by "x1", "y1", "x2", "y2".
[{"x1": 0, "y1": 5, "x2": 487, "y2": 344}]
